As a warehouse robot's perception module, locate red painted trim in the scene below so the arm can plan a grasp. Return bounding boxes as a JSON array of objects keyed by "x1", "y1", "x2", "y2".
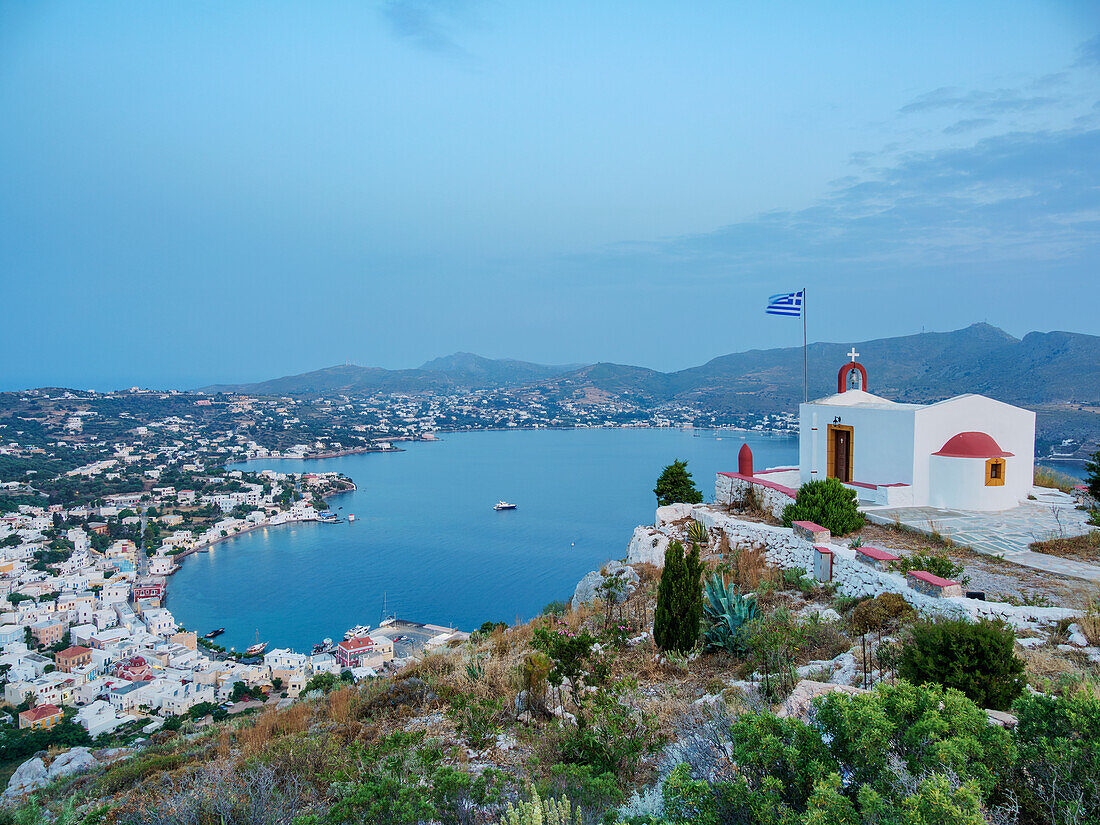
[
  {"x1": 857, "y1": 546, "x2": 899, "y2": 561},
  {"x1": 844, "y1": 480, "x2": 878, "y2": 490},
  {"x1": 907, "y1": 570, "x2": 959, "y2": 587},
  {"x1": 754, "y1": 467, "x2": 798, "y2": 475},
  {"x1": 719, "y1": 472, "x2": 798, "y2": 498},
  {"x1": 837, "y1": 362, "x2": 869, "y2": 393},
  {"x1": 814, "y1": 546, "x2": 833, "y2": 555}
]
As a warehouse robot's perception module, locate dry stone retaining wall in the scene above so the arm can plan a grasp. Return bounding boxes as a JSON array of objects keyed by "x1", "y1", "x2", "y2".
[
  {"x1": 683, "y1": 505, "x2": 1074, "y2": 627},
  {"x1": 715, "y1": 474, "x2": 794, "y2": 520}
]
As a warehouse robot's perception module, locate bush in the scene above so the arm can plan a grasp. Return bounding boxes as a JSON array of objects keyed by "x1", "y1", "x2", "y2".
[
  {"x1": 781, "y1": 478, "x2": 864, "y2": 536},
  {"x1": 659, "y1": 681, "x2": 1015, "y2": 825},
  {"x1": 890, "y1": 549, "x2": 970, "y2": 587},
  {"x1": 850, "y1": 592, "x2": 915, "y2": 634},
  {"x1": 898, "y1": 618, "x2": 1025, "y2": 710},
  {"x1": 559, "y1": 684, "x2": 659, "y2": 781},
  {"x1": 1013, "y1": 691, "x2": 1100, "y2": 824}
]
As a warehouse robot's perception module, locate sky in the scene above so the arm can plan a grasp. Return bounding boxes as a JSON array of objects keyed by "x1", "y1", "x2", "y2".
[{"x1": 1, "y1": 1, "x2": 1099, "y2": 390}]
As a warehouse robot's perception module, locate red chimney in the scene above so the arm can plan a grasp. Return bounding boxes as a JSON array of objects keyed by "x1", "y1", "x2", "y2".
[{"x1": 738, "y1": 443, "x2": 754, "y2": 476}]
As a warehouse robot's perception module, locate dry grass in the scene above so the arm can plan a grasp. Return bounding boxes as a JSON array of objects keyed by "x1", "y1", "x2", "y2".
[
  {"x1": 1030, "y1": 530, "x2": 1100, "y2": 563},
  {"x1": 1034, "y1": 466, "x2": 1078, "y2": 493},
  {"x1": 237, "y1": 703, "x2": 314, "y2": 756},
  {"x1": 326, "y1": 685, "x2": 361, "y2": 725},
  {"x1": 1021, "y1": 645, "x2": 1083, "y2": 684}
]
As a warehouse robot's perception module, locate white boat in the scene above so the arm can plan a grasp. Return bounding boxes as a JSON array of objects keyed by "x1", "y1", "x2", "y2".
[
  {"x1": 493, "y1": 501, "x2": 517, "y2": 511},
  {"x1": 348, "y1": 514, "x2": 356, "y2": 522},
  {"x1": 343, "y1": 624, "x2": 371, "y2": 640}
]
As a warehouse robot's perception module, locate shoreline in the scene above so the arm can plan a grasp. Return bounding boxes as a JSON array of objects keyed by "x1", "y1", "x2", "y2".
[{"x1": 233, "y1": 445, "x2": 405, "y2": 463}]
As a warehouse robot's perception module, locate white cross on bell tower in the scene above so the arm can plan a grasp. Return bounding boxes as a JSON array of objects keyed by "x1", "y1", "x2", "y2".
[{"x1": 847, "y1": 347, "x2": 859, "y2": 363}]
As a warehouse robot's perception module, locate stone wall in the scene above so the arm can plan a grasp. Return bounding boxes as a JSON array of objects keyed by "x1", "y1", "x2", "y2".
[
  {"x1": 688, "y1": 506, "x2": 1076, "y2": 627},
  {"x1": 714, "y1": 474, "x2": 794, "y2": 521}
]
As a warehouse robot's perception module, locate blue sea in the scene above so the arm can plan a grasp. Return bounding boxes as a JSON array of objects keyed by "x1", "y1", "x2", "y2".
[{"x1": 168, "y1": 428, "x2": 798, "y2": 652}]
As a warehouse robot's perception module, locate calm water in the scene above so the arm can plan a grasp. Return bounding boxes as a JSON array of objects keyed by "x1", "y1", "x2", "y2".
[{"x1": 169, "y1": 428, "x2": 797, "y2": 652}]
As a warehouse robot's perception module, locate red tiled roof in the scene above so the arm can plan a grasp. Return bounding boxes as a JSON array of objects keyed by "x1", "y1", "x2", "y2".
[
  {"x1": 338, "y1": 636, "x2": 375, "y2": 652},
  {"x1": 20, "y1": 704, "x2": 61, "y2": 722},
  {"x1": 58, "y1": 645, "x2": 92, "y2": 659}
]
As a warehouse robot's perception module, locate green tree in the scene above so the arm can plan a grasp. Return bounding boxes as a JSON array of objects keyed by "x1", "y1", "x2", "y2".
[
  {"x1": 654, "y1": 460, "x2": 703, "y2": 506},
  {"x1": 897, "y1": 618, "x2": 1025, "y2": 711},
  {"x1": 653, "y1": 540, "x2": 703, "y2": 652},
  {"x1": 782, "y1": 477, "x2": 864, "y2": 536},
  {"x1": 1086, "y1": 446, "x2": 1100, "y2": 500}
]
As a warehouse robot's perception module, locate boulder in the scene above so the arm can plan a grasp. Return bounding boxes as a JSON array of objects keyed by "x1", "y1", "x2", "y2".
[
  {"x1": 626, "y1": 526, "x2": 670, "y2": 567},
  {"x1": 571, "y1": 561, "x2": 640, "y2": 609},
  {"x1": 47, "y1": 747, "x2": 96, "y2": 780},
  {"x1": 655, "y1": 504, "x2": 693, "y2": 526},
  {"x1": 4, "y1": 757, "x2": 47, "y2": 797}
]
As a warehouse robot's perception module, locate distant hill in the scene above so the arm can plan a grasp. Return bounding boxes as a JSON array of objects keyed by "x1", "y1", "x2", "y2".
[
  {"x1": 418, "y1": 353, "x2": 585, "y2": 386},
  {"x1": 200, "y1": 354, "x2": 589, "y2": 396},
  {"x1": 201, "y1": 324, "x2": 1100, "y2": 412}
]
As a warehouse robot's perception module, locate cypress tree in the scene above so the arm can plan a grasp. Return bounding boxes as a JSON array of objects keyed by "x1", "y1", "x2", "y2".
[{"x1": 654, "y1": 540, "x2": 704, "y2": 653}]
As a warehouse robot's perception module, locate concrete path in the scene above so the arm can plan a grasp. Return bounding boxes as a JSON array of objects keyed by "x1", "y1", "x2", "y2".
[{"x1": 864, "y1": 501, "x2": 1100, "y2": 582}]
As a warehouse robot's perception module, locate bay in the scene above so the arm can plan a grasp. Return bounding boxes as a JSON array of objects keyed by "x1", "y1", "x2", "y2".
[{"x1": 168, "y1": 428, "x2": 797, "y2": 653}]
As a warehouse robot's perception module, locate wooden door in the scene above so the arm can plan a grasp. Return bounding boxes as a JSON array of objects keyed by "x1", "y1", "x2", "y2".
[{"x1": 828, "y1": 425, "x2": 853, "y2": 482}]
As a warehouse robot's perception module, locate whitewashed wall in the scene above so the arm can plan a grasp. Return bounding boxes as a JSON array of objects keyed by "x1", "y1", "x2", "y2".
[{"x1": 714, "y1": 475, "x2": 794, "y2": 521}]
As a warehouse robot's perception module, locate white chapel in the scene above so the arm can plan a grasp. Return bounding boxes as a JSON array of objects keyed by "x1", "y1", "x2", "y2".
[{"x1": 796, "y1": 351, "x2": 1035, "y2": 512}]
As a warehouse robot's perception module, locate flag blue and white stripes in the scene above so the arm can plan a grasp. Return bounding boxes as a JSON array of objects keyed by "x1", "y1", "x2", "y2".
[{"x1": 766, "y1": 290, "x2": 804, "y2": 317}]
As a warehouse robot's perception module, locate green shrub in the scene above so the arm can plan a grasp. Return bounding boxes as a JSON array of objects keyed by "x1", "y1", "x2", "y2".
[
  {"x1": 814, "y1": 679, "x2": 1016, "y2": 798},
  {"x1": 559, "y1": 684, "x2": 660, "y2": 781},
  {"x1": 447, "y1": 695, "x2": 503, "y2": 750},
  {"x1": 653, "y1": 540, "x2": 703, "y2": 653},
  {"x1": 850, "y1": 592, "x2": 914, "y2": 634},
  {"x1": 1013, "y1": 691, "x2": 1100, "y2": 824},
  {"x1": 537, "y1": 763, "x2": 623, "y2": 818},
  {"x1": 781, "y1": 478, "x2": 864, "y2": 536},
  {"x1": 897, "y1": 618, "x2": 1025, "y2": 710},
  {"x1": 890, "y1": 549, "x2": 970, "y2": 587}
]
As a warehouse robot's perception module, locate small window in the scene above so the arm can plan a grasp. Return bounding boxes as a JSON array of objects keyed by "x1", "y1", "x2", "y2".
[{"x1": 985, "y1": 458, "x2": 1006, "y2": 487}]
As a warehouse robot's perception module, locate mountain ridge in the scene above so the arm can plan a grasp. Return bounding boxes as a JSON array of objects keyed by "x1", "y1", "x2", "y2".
[{"x1": 198, "y1": 324, "x2": 1100, "y2": 412}]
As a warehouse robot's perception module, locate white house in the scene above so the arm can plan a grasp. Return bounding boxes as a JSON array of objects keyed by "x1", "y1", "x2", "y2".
[
  {"x1": 797, "y1": 355, "x2": 1035, "y2": 512},
  {"x1": 76, "y1": 699, "x2": 133, "y2": 737}
]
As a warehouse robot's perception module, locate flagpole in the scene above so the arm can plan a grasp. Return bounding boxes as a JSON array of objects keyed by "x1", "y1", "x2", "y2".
[{"x1": 802, "y1": 288, "x2": 808, "y2": 403}]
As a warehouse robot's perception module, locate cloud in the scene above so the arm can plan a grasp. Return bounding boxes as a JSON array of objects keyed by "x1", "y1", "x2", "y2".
[
  {"x1": 379, "y1": 0, "x2": 476, "y2": 56},
  {"x1": 1076, "y1": 34, "x2": 1100, "y2": 68},
  {"x1": 942, "y1": 117, "x2": 995, "y2": 135},
  {"x1": 576, "y1": 127, "x2": 1100, "y2": 285},
  {"x1": 899, "y1": 87, "x2": 1058, "y2": 116}
]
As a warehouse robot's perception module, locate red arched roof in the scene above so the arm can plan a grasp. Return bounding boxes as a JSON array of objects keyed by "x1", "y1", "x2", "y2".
[{"x1": 933, "y1": 432, "x2": 1014, "y2": 459}]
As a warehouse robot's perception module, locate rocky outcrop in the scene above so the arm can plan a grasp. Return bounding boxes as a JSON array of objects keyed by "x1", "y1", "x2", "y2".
[
  {"x1": 4, "y1": 757, "x2": 47, "y2": 797},
  {"x1": 47, "y1": 747, "x2": 96, "y2": 780},
  {"x1": 571, "y1": 561, "x2": 640, "y2": 609},
  {"x1": 625, "y1": 526, "x2": 670, "y2": 567}
]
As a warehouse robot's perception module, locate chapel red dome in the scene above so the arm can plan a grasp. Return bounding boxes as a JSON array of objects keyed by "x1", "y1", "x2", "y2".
[{"x1": 932, "y1": 432, "x2": 1014, "y2": 459}]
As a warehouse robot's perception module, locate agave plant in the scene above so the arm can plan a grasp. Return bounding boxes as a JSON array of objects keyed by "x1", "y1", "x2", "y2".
[
  {"x1": 465, "y1": 655, "x2": 485, "y2": 682},
  {"x1": 703, "y1": 572, "x2": 757, "y2": 654},
  {"x1": 687, "y1": 520, "x2": 709, "y2": 546}
]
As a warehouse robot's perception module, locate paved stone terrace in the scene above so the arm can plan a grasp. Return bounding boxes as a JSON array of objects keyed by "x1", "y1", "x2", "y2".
[{"x1": 864, "y1": 501, "x2": 1100, "y2": 581}]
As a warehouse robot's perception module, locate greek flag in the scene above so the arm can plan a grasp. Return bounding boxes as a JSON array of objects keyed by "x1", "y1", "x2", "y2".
[{"x1": 766, "y1": 290, "x2": 803, "y2": 317}]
